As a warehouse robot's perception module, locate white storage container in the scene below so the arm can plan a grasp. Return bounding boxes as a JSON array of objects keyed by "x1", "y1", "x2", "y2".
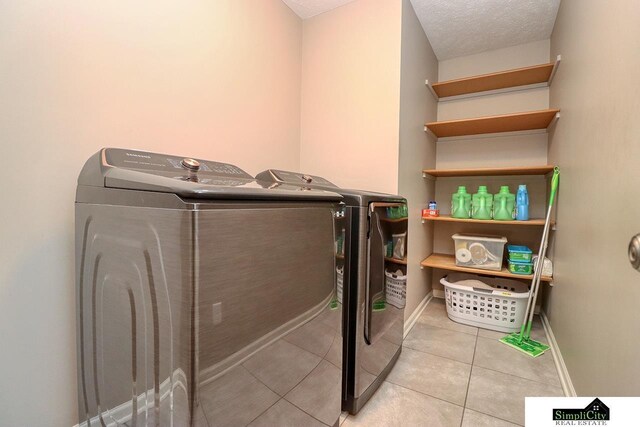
[
  {"x1": 452, "y1": 233, "x2": 507, "y2": 271},
  {"x1": 392, "y1": 232, "x2": 407, "y2": 260},
  {"x1": 385, "y1": 270, "x2": 406, "y2": 309},
  {"x1": 440, "y1": 273, "x2": 529, "y2": 332}
]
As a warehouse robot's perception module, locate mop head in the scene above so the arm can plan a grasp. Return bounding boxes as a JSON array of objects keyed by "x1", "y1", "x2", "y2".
[
  {"x1": 372, "y1": 300, "x2": 386, "y2": 311},
  {"x1": 500, "y1": 333, "x2": 550, "y2": 358}
]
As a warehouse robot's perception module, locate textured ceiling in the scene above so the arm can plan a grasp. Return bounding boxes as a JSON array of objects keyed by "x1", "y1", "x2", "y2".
[
  {"x1": 410, "y1": 0, "x2": 561, "y2": 60},
  {"x1": 281, "y1": 0, "x2": 358, "y2": 19}
]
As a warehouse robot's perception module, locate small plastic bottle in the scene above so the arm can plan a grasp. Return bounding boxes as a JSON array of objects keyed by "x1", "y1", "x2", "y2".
[{"x1": 516, "y1": 184, "x2": 529, "y2": 221}]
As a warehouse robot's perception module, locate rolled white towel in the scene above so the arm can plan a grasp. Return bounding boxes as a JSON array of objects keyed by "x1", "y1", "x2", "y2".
[{"x1": 532, "y1": 255, "x2": 553, "y2": 276}]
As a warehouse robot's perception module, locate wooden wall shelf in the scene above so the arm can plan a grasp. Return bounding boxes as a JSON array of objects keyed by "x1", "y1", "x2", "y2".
[
  {"x1": 381, "y1": 217, "x2": 409, "y2": 223},
  {"x1": 422, "y1": 215, "x2": 551, "y2": 227},
  {"x1": 422, "y1": 165, "x2": 555, "y2": 178},
  {"x1": 421, "y1": 253, "x2": 552, "y2": 282},
  {"x1": 425, "y1": 109, "x2": 560, "y2": 138},
  {"x1": 385, "y1": 257, "x2": 407, "y2": 265},
  {"x1": 431, "y1": 59, "x2": 558, "y2": 99}
]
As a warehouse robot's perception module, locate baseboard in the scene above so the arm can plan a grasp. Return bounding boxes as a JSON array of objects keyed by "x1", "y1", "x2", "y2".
[
  {"x1": 75, "y1": 368, "x2": 188, "y2": 427},
  {"x1": 433, "y1": 289, "x2": 445, "y2": 299},
  {"x1": 540, "y1": 311, "x2": 577, "y2": 397},
  {"x1": 403, "y1": 291, "x2": 432, "y2": 338}
]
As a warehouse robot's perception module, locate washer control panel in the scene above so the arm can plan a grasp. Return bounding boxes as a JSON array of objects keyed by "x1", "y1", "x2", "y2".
[
  {"x1": 181, "y1": 158, "x2": 200, "y2": 171},
  {"x1": 104, "y1": 148, "x2": 252, "y2": 179}
]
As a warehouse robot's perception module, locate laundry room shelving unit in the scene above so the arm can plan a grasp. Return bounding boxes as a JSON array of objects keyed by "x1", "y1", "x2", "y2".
[
  {"x1": 385, "y1": 257, "x2": 408, "y2": 265},
  {"x1": 426, "y1": 55, "x2": 561, "y2": 100},
  {"x1": 421, "y1": 215, "x2": 551, "y2": 227},
  {"x1": 422, "y1": 165, "x2": 555, "y2": 178},
  {"x1": 424, "y1": 109, "x2": 560, "y2": 139},
  {"x1": 420, "y1": 56, "x2": 561, "y2": 287},
  {"x1": 420, "y1": 253, "x2": 552, "y2": 282}
]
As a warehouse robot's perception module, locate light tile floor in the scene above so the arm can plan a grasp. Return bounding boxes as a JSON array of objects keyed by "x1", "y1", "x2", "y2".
[{"x1": 342, "y1": 298, "x2": 564, "y2": 427}]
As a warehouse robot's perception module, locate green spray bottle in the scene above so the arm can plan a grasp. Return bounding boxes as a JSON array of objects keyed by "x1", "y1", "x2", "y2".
[
  {"x1": 493, "y1": 186, "x2": 515, "y2": 221},
  {"x1": 451, "y1": 186, "x2": 471, "y2": 219},
  {"x1": 472, "y1": 186, "x2": 493, "y2": 220}
]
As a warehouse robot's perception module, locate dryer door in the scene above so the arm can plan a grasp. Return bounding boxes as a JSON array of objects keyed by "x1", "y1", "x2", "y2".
[{"x1": 364, "y1": 203, "x2": 407, "y2": 346}]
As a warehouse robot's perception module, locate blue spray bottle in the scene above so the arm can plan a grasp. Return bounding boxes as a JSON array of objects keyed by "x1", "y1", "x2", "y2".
[{"x1": 516, "y1": 184, "x2": 529, "y2": 221}]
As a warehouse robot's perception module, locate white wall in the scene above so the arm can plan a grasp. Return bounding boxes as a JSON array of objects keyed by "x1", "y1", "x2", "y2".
[
  {"x1": 0, "y1": 1, "x2": 302, "y2": 425},
  {"x1": 398, "y1": 0, "x2": 438, "y2": 320},
  {"x1": 299, "y1": 0, "x2": 402, "y2": 194},
  {"x1": 546, "y1": 0, "x2": 640, "y2": 395}
]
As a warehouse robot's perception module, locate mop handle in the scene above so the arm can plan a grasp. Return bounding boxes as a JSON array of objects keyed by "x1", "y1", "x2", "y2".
[
  {"x1": 519, "y1": 203, "x2": 551, "y2": 340},
  {"x1": 523, "y1": 168, "x2": 560, "y2": 339}
]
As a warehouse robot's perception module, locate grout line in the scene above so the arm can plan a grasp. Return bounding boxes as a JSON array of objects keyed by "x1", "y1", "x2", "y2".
[
  {"x1": 470, "y1": 361, "x2": 563, "y2": 390},
  {"x1": 383, "y1": 380, "x2": 465, "y2": 410},
  {"x1": 420, "y1": 318, "x2": 479, "y2": 337},
  {"x1": 460, "y1": 332, "x2": 478, "y2": 427},
  {"x1": 402, "y1": 341, "x2": 473, "y2": 366},
  {"x1": 384, "y1": 377, "x2": 467, "y2": 408},
  {"x1": 464, "y1": 406, "x2": 525, "y2": 427}
]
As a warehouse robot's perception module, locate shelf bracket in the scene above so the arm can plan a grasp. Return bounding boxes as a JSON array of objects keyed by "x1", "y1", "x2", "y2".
[
  {"x1": 425, "y1": 79, "x2": 439, "y2": 100},
  {"x1": 548, "y1": 55, "x2": 562, "y2": 86},
  {"x1": 422, "y1": 172, "x2": 435, "y2": 181},
  {"x1": 547, "y1": 112, "x2": 560, "y2": 129},
  {"x1": 436, "y1": 128, "x2": 547, "y2": 143},
  {"x1": 424, "y1": 125, "x2": 437, "y2": 139}
]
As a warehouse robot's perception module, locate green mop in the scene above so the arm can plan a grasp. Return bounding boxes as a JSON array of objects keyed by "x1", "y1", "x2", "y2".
[{"x1": 500, "y1": 167, "x2": 559, "y2": 357}]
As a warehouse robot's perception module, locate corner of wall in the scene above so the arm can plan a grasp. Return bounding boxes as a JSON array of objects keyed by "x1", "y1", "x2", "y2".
[{"x1": 398, "y1": 0, "x2": 438, "y2": 321}]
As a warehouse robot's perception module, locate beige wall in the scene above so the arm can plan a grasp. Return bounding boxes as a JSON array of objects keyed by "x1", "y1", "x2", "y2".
[
  {"x1": 0, "y1": 1, "x2": 302, "y2": 425},
  {"x1": 436, "y1": 40, "x2": 551, "y2": 169},
  {"x1": 398, "y1": 0, "x2": 438, "y2": 320},
  {"x1": 299, "y1": 0, "x2": 402, "y2": 194},
  {"x1": 546, "y1": 0, "x2": 640, "y2": 395},
  {"x1": 431, "y1": 41, "x2": 552, "y2": 293}
]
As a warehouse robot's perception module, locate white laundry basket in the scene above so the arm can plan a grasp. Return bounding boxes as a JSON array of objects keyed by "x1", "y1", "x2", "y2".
[
  {"x1": 440, "y1": 273, "x2": 529, "y2": 333},
  {"x1": 385, "y1": 270, "x2": 406, "y2": 309}
]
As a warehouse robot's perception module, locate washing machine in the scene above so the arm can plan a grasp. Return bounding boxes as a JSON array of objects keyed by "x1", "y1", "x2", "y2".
[
  {"x1": 256, "y1": 170, "x2": 408, "y2": 414},
  {"x1": 76, "y1": 149, "x2": 344, "y2": 427}
]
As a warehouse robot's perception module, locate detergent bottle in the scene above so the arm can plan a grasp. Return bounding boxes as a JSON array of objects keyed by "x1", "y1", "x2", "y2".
[
  {"x1": 451, "y1": 186, "x2": 471, "y2": 219},
  {"x1": 493, "y1": 186, "x2": 515, "y2": 221},
  {"x1": 516, "y1": 184, "x2": 529, "y2": 221},
  {"x1": 472, "y1": 186, "x2": 493, "y2": 220}
]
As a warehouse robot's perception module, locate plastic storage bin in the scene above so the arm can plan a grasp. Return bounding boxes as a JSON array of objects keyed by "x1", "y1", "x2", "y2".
[
  {"x1": 440, "y1": 273, "x2": 530, "y2": 332},
  {"x1": 392, "y1": 232, "x2": 407, "y2": 259},
  {"x1": 507, "y1": 245, "x2": 532, "y2": 262},
  {"x1": 385, "y1": 270, "x2": 406, "y2": 309},
  {"x1": 508, "y1": 260, "x2": 533, "y2": 275},
  {"x1": 452, "y1": 234, "x2": 507, "y2": 271}
]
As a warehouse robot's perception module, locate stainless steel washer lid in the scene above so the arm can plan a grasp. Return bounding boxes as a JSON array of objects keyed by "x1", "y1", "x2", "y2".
[{"x1": 78, "y1": 149, "x2": 342, "y2": 201}]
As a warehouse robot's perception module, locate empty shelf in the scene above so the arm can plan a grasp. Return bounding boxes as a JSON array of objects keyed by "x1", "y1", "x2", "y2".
[
  {"x1": 431, "y1": 62, "x2": 556, "y2": 98},
  {"x1": 425, "y1": 109, "x2": 560, "y2": 138}
]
